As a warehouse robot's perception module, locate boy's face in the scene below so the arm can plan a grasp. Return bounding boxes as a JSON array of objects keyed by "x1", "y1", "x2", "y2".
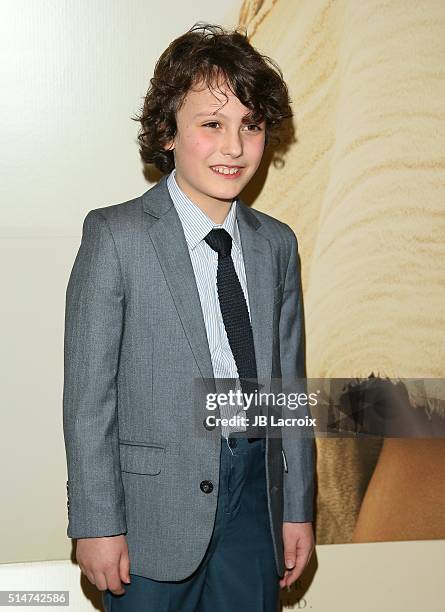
[{"x1": 164, "y1": 79, "x2": 266, "y2": 216}]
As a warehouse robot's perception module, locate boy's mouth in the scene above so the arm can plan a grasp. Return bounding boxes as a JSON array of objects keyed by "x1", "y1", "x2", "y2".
[{"x1": 210, "y1": 165, "x2": 243, "y2": 179}]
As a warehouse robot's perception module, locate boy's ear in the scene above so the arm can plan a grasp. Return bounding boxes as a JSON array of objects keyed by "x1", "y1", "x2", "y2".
[{"x1": 163, "y1": 140, "x2": 175, "y2": 151}]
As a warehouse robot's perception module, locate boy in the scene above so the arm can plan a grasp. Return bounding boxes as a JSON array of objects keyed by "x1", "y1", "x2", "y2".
[{"x1": 63, "y1": 23, "x2": 315, "y2": 612}]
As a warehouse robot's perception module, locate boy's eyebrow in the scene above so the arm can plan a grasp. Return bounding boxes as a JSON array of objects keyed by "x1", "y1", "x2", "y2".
[
  {"x1": 195, "y1": 110, "x2": 226, "y2": 118},
  {"x1": 193, "y1": 111, "x2": 258, "y2": 122}
]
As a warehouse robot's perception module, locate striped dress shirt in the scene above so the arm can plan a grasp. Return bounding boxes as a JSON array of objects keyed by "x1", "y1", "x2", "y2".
[{"x1": 166, "y1": 168, "x2": 250, "y2": 440}]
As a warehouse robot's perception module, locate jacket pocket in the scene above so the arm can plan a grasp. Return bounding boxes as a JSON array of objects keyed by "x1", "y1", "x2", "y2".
[{"x1": 119, "y1": 441, "x2": 165, "y2": 475}]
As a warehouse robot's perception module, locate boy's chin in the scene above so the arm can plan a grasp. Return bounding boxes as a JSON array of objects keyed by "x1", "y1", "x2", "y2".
[
  {"x1": 207, "y1": 182, "x2": 247, "y2": 200},
  {"x1": 209, "y1": 189, "x2": 242, "y2": 203}
]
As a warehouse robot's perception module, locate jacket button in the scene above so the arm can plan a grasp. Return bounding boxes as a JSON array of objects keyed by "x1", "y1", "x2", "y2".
[{"x1": 200, "y1": 480, "x2": 214, "y2": 494}]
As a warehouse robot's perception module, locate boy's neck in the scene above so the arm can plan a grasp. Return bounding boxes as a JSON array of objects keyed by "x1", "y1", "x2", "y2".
[
  {"x1": 174, "y1": 172, "x2": 234, "y2": 225},
  {"x1": 196, "y1": 200, "x2": 232, "y2": 225}
]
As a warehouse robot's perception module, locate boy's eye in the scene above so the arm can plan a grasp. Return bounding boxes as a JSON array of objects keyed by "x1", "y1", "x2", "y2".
[
  {"x1": 244, "y1": 124, "x2": 262, "y2": 131},
  {"x1": 202, "y1": 122, "x2": 263, "y2": 131}
]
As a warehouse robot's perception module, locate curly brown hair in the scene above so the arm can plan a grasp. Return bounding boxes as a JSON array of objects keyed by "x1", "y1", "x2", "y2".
[{"x1": 132, "y1": 22, "x2": 293, "y2": 174}]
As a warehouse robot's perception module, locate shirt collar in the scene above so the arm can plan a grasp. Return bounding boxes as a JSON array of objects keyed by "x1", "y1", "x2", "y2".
[{"x1": 166, "y1": 168, "x2": 241, "y2": 252}]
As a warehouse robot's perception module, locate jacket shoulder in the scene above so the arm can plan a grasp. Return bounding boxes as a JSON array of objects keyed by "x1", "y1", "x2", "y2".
[
  {"x1": 92, "y1": 193, "x2": 143, "y2": 221},
  {"x1": 82, "y1": 193, "x2": 145, "y2": 236},
  {"x1": 240, "y1": 203, "x2": 298, "y2": 250}
]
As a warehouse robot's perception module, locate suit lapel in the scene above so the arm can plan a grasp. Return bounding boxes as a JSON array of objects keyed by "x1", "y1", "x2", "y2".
[
  {"x1": 141, "y1": 176, "x2": 274, "y2": 390},
  {"x1": 142, "y1": 177, "x2": 215, "y2": 394},
  {"x1": 236, "y1": 202, "x2": 274, "y2": 387}
]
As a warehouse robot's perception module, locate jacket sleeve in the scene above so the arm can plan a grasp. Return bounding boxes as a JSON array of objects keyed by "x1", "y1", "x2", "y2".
[
  {"x1": 63, "y1": 209, "x2": 127, "y2": 538},
  {"x1": 279, "y1": 225, "x2": 315, "y2": 522}
]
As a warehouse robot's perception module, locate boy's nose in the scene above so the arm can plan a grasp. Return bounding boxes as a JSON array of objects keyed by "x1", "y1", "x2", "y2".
[{"x1": 220, "y1": 130, "x2": 243, "y2": 157}]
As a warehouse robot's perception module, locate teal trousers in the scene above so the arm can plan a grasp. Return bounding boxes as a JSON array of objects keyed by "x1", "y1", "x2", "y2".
[{"x1": 103, "y1": 437, "x2": 279, "y2": 612}]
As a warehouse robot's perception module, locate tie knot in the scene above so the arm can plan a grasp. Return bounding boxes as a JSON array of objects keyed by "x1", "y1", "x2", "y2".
[{"x1": 204, "y1": 228, "x2": 232, "y2": 258}]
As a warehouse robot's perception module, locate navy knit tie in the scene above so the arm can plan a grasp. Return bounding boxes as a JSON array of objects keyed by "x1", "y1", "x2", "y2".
[{"x1": 204, "y1": 228, "x2": 259, "y2": 395}]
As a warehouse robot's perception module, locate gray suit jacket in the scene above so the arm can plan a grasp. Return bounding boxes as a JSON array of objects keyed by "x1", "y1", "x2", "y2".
[{"x1": 63, "y1": 174, "x2": 315, "y2": 580}]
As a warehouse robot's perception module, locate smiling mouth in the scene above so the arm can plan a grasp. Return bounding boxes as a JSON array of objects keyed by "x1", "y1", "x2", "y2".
[{"x1": 210, "y1": 166, "x2": 243, "y2": 177}]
